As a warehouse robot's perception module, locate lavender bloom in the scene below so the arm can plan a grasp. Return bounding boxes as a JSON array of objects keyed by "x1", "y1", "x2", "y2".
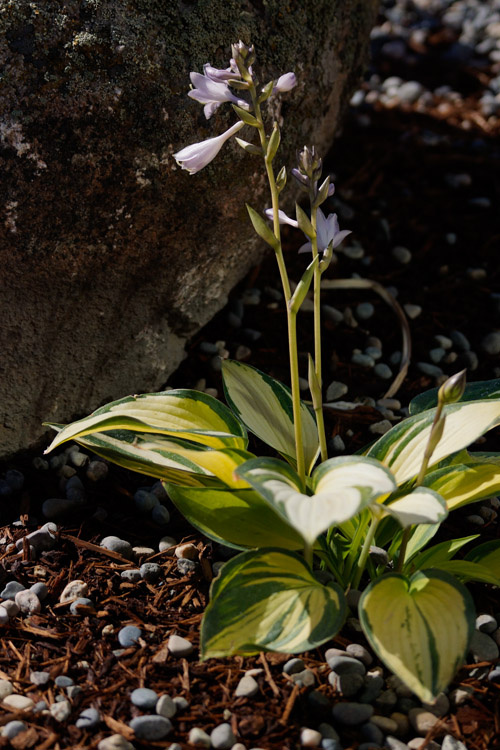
[
  {"x1": 264, "y1": 208, "x2": 299, "y2": 228},
  {"x1": 298, "y1": 208, "x2": 351, "y2": 254},
  {"x1": 203, "y1": 62, "x2": 240, "y2": 82},
  {"x1": 273, "y1": 72, "x2": 297, "y2": 93},
  {"x1": 174, "y1": 121, "x2": 245, "y2": 174},
  {"x1": 188, "y1": 70, "x2": 249, "y2": 119}
]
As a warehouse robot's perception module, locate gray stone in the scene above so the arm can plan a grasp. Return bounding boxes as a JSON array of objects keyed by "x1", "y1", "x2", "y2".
[
  {"x1": 130, "y1": 715, "x2": 172, "y2": 740},
  {"x1": 235, "y1": 675, "x2": 259, "y2": 698},
  {"x1": 283, "y1": 657, "x2": 306, "y2": 675},
  {"x1": 118, "y1": 625, "x2": 142, "y2": 647},
  {"x1": 131, "y1": 687, "x2": 159, "y2": 710},
  {"x1": 327, "y1": 655, "x2": 366, "y2": 676},
  {"x1": 318, "y1": 723, "x2": 339, "y2": 741},
  {"x1": 156, "y1": 694, "x2": 177, "y2": 719},
  {"x1": 0, "y1": 606, "x2": 10, "y2": 624},
  {"x1": 300, "y1": 728, "x2": 323, "y2": 747},
  {"x1": 15, "y1": 589, "x2": 41, "y2": 614},
  {"x1": 417, "y1": 362, "x2": 443, "y2": 378},
  {"x1": 374, "y1": 688, "x2": 398, "y2": 713},
  {"x1": 356, "y1": 302, "x2": 375, "y2": 320},
  {"x1": 69, "y1": 596, "x2": 95, "y2": 615},
  {"x1": 30, "y1": 670, "x2": 50, "y2": 686},
  {"x1": 1, "y1": 581, "x2": 26, "y2": 600},
  {"x1": 133, "y1": 489, "x2": 159, "y2": 513},
  {"x1": 76, "y1": 707, "x2": 101, "y2": 730},
  {"x1": 42, "y1": 498, "x2": 81, "y2": 519},
  {"x1": 188, "y1": 728, "x2": 211, "y2": 747},
  {"x1": 358, "y1": 673, "x2": 384, "y2": 704},
  {"x1": 326, "y1": 382, "x2": 348, "y2": 402},
  {"x1": 422, "y1": 691, "x2": 450, "y2": 717},
  {"x1": 482, "y1": 332, "x2": 500, "y2": 355},
  {"x1": 392, "y1": 246, "x2": 412, "y2": 264},
  {"x1": 450, "y1": 330, "x2": 471, "y2": 351},
  {"x1": 140, "y1": 563, "x2": 162, "y2": 582},
  {"x1": 15, "y1": 528, "x2": 55, "y2": 553},
  {"x1": 173, "y1": 695, "x2": 189, "y2": 711},
  {"x1": 87, "y1": 461, "x2": 108, "y2": 482},
  {"x1": 168, "y1": 634, "x2": 194, "y2": 657},
  {"x1": 291, "y1": 668, "x2": 316, "y2": 687},
  {"x1": 331, "y1": 701, "x2": 374, "y2": 725},
  {"x1": 0, "y1": 1, "x2": 379, "y2": 460},
  {"x1": 121, "y1": 569, "x2": 142, "y2": 583},
  {"x1": 360, "y1": 721, "x2": 384, "y2": 745},
  {"x1": 159, "y1": 536, "x2": 177, "y2": 553},
  {"x1": 469, "y1": 630, "x2": 499, "y2": 661},
  {"x1": 346, "y1": 643, "x2": 373, "y2": 666},
  {"x1": 352, "y1": 352, "x2": 375, "y2": 368},
  {"x1": 488, "y1": 667, "x2": 500, "y2": 683},
  {"x1": 321, "y1": 741, "x2": 342, "y2": 750},
  {"x1": 55, "y1": 675, "x2": 74, "y2": 688},
  {"x1": 385, "y1": 739, "x2": 409, "y2": 750},
  {"x1": 66, "y1": 685, "x2": 83, "y2": 700},
  {"x1": 50, "y1": 699, "x2": 72, "y2": 722},
  {"x1": 2, "y1": 721, "x2": 27, "y2": 739},
  {"x1": 330, "y1": 671, "x2": 364, "y2": 697},
  {"x1": 152, "y1": 505, "x2": 170, "y2": 525},
  {"x1": 374, "y1": 363, "x2": 393, "y2": 380},
  {"x1": 0, "y1": 679, "x2": 13, "y2": 700},
  {"x1": 98, "y1": 735, "x2": 136, "y2": 750},
  {"x1": 397, "y1": 81, "x2": 424, "y2": 104},
  {"x1": 100, "y1": 536, "x2": 133, "y2": 559},
  {"x1": 211, "y1": 723, "x2": 236, "y2": 749},
  {"x1": 30, "y1": 582, "x2": 49, "y2": 601},
  {"x1": 177, "y1": 558, "x2": 197, "y2": 575}
]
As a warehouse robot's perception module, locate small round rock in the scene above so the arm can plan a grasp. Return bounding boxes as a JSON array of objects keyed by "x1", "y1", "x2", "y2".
[
  {"x1": 210, "y1": 722, "x2": 236, "y2": 750},
  {"x1": 300, "y1": 727, "x2": 322, "y2": 747},
  {"x1": 50, "y1": 700, "x2": 71, "y2": 722},
  {"x1": 76, "y1": 707, "x2": 101, "y2": 730},
  {"x1": 0, "y1": 679, "x2": 13, "y2": 699},
  {"x1": 100, "y1": 536, "x2": 133, "y2": 559},
  {"x1": 156, "y1": 694, "x2": 176, "y2": 719},
  {"x1": 1, "y1": 581, "x2": 26, "y2": 599},
  {"x1": 332, "y1": 702, "x2": 374, "y2": 725},
  {"x1": 121, "y1": 569, "x2": 142, "y2": 583},
  {"x1": 235, "y1": 675, "x2": 259, "y2": 698},
  {"x1": 2, "y1": 721, "x2": 27, "y2": 739},
  {"x1": 30, "y1": 671, "x2": 50, "y2": 686},
  {"x1": 476, "y1": 613, "x2": 497, "y2": 633},
  {"x1": 346, "y1": 643, "x2": 373, "y2": 666},
  {"x1": 131, "y1": 687, "x2": 158, "y2": 710},
  {"x1": 3, "y1": 694, "x2": 34, "y2": 711},
  {"x1": 168, "y1": 634, "x2": 194, "y2": 657},
  {"x1": 159, "y1": 536, "x2": 177, "y2": 553},
  {"x1": 188, "y1": 727, "x2": 211, "y2": 747},
  {"x1": 283, "y1": 657, "x2": 306, "y2": 675},
  {"x1": 70, "y1": 597, "x2": 94, "y2": 615},
  {"x1": 55, "y1": 675, "x2": 74, "y2": 688},
  {"x1": 129, "y1": 715, "x2": 172, "y2": 740},
  {"x1": 98, "y1": 735, "x2": 136, "y2": 750},
  {"x1": 60, "y1": 580, "x2": 89, "y2": 603},
  {"x1": 118, "y1": 625, "x2": 142, "y2": 647},
  {"x1": 140, "y1": 563, "x2": 162, "y2": 582}
]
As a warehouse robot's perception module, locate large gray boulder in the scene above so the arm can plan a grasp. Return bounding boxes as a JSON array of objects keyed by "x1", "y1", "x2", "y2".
[{"x1": 0, "y1": 0, "x2": 378, "y2": 458}]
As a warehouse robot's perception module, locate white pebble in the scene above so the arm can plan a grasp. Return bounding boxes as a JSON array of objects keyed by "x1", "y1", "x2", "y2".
[
  {"x1": 235, "y1": 675, "x2": 259, "y2": 698},
  {"x1": 3, "y1": 694, "x2": 34, "y2": 710},
  {"x1": 0, "y1": 680, "x2": 14, "y2": 700},
  {"x1": 50, "y1": 700, "x2": 71, "y2": 722},
  {"x1": 404, "y1": 303, "x2": 422, "y2": 319},
  {"x1": 175, "y1": 543, "x2": 198, "y2": 560},
  {"x1": 159, "y1": 536, "x2": 177, "y2": 553},
  {"x1": 167, "y1": 634, "x2": 194, "y2": 657},
  {"x1": 326, "y1": 381, "x2": 348, "y2": 401},
  {"x1": 369, "y1": 420, "x2": 393, "y2": 435},
  {"x1": 300, "y1": 727, "x2": 322, "y2": 747},
  {"x1": 60, "y1": 580, "x2": 89, "y2": 603},
  {"x1": 15, "y1": 590, "x2": 41, "y2": 614}
]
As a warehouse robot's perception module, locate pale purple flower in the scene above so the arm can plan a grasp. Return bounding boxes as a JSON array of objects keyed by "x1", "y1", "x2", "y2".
[
  {"x1": 273, "y1": 72, "x2": 297, "y2": 93},
  {"x1": 298, "y1": 208, "x2": 351, "y2": 254},
  {"x1": 174, "y1": 121, "x2": 245, "y2": 174},
  {"x1": 203, "y1": 62, "x2": 240, "y2": 82},
  {"x1": 264, "y1": 208, "x2": 299, "y2": 228},
  {"x1": 188, "y1": 70, "x2": 249, "y2": 119}
]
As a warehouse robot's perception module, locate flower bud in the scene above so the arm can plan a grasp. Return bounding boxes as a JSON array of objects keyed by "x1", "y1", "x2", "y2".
[
  {"x1": 297, "y1": 145, "x2": 322, "y2": 181},
  {"x1": 438, "y1": 369, "x2": 467, "y2": 405}
]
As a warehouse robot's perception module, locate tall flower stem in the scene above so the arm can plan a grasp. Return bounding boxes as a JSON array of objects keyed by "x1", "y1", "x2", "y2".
[
  {"x1": 352, "y1": 514, "x2": 380, "y2": 590},
  {"x1": 310, "y1": 205, "x2": 328, "y2": 463},
  {"x1": 252, "y1": 88, "x2": 305, "y2": 486}
]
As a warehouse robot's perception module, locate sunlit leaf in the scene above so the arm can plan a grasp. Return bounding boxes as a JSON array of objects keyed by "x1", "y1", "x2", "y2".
[
  {"x1": 222, "y1": 360, "x2": 319, "y2": 473},
  {"x1": 201, "y1": 548, "x2": 346, "y2": 658},
  {"x1": 410, "y1": 378, "x2": 500, "y2": 415},
  {"x1": 359, "y1": 570, "x2": 475, "y2": 702}
]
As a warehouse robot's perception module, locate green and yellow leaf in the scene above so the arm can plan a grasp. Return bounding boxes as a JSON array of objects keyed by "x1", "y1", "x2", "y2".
[
  {"x1": 366, "y1": 400, "x2": 500, "y2": 484},
  {"x1": 166, "y1": 485, "x2": 305, "y2": 550},
  {"x1": 236, "y1": 456, "x2": 396, "y2": 547},
  {"x1": 465, "y1": 539, "x2": 500, "y2": 581},
  {"x1": 408, "y1": 535, "x2": 479, "y2": 572},
  {"x1": 382, "y1": 487, "x2": 448, "y2": 528},
  {"x1": 429, "y1": 560, "x2": 500, "y2": 587},
  {"x1": 44, "y1": 390, "x2": 248, "y2": 454},
  {"x1": 201, "y1": 548, "x2": 346, "y2": 658},
  {"x1": 359, "y1": 570, "x2": 475, "y2": 702},
  {"x1": 410, "y1": 377, "x2": 500, "y2": 415},
  {"x1": 222, "y1": 360, "x2": 319, "y2": 474},
  {"x1": 423, "y1": 454, "x2": 500, "y2": 511}
]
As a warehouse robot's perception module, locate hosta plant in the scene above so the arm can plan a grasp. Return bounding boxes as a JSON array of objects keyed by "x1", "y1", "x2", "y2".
[{"x1": 45, "y1": 43, "x2": 500, "y2": 705}]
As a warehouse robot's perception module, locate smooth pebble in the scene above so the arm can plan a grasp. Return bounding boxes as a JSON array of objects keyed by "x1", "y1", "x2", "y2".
[
  {"x1": 210, "y1": 722, "x2": 236, "y2": 749},
  {"x1": 469, "y1": 629, "x2": 499, "y2": 661},
  {"x1": 1, "y1": 581, "x2": 25, "y2": 599},
  {"x1": 300, "y1": 727, "x2": 322, "y2": 747},
  {"x1": 50, "y1": 699, "x2": 71, "y2": 722},
  {"x1": 168, "y1": 634, "x2": 194, "y2": 656},
  {"x1": 188, "y1": 727, "x2": 211, "y2": 747},
  {"x1": 235, "y1": 675, "x2": 259, "y2": 698},
  {"x1": 70, "y1": 597, "x2": 94, "y2": 615},
  {"x1": 76, "y1": 707, "x2": 101, "y2": 729},
  {"x1": 60, "y1": 580, "x2": 88, "y2": 603},
  {"x1": 140, "y1": 563, "x2": 161, "y2": 582},
  {"x1": 129, "y1": 715, "x2": 172, "y2": 740},
  {"x1": 2, "y1": 721, "x2": 27, "y2": 739},
  {"x1": 118, "y1": 625, "x2": 142, "y2": 647},
  {"x1": 156, "y1": 694, "x2": 177, "y2": 719},
  {"x1": 100, "y1": 536, "x2": 133, "y2": 559},
  {"x1": 3, "y1": 694, "x2": 34, "y2": 710},
  {"x1": 131, "y1": 687, "x2": 158, "y2": 710},
  {"x1": 98, "y1": 735, "x2": 135, "y2": 750},
  {"x1": 331, "y1": 701, "x2": 374, "y2": 725}
]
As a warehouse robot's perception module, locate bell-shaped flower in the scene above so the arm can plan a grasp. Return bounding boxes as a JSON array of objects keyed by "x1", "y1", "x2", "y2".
[
  {"x1": 298, "y1": 208, "x2": 351, "y2": 254},
  {"x1": 174, "y1": 121, "x2": 245, "y2": 174},
  {"x1": 188, "y1": 70, "x2": 249, "y2": 119},
  {"x1": 203, "y1": 62, "x2": 240, "y2": 82},
  {"x1": 273, "y1": 72, "x2": 297, "y2": 93},
  {"x1": 264, "y1": 208, "x2": 299, "y2": 228}
]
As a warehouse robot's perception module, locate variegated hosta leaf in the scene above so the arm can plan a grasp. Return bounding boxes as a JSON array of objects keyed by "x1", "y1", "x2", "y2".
[
  {"x1": 201, "y1": 548, "x2": 346, "y2": 658},
  {"x1": 366, "y1": 400, "x2": 500, "y2": 485},
  {"x1": 423, "y1": 454, "x2": 500, "y2": 511},
  {"x1": 410, "y1": 377, "x2": 500, "y2": 415},
  {"x1": 359, "y1": 570, "x2": 475, "y2": 703},
  {"x1": 68, "y1": 429, "x2": 219, "y2": 487},
  {"x1": 222, "y1": 360, "x2": 320, "y2": 474},
  {"x1": 465, "y1": 539, "x2": 500, "y2": 581},
  {"x1": 166, "y1": 485, "x2": 305, "y2": 550},
  {"x1": 382, "y1": 487, "x2": 448, "y2": 528},
  {"x1": 44, "y1": 390, "x2": 248, "y2": 454},
  {"x1": 236, "y1": 456, "x2": 397, "y2": 547}
]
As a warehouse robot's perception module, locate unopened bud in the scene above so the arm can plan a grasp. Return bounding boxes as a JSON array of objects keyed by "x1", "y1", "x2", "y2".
[
  {"x1": 438, "y1": 369, "x2": 467, "y2": 405},
  {"x1": 297, "y1": 145, "x2": 322, "y2": 182}
]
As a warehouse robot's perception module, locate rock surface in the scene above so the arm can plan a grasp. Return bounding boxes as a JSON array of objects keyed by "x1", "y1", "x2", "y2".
[{"x1": 0, "y1": 0, "x2": 378, "y2": 458}]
